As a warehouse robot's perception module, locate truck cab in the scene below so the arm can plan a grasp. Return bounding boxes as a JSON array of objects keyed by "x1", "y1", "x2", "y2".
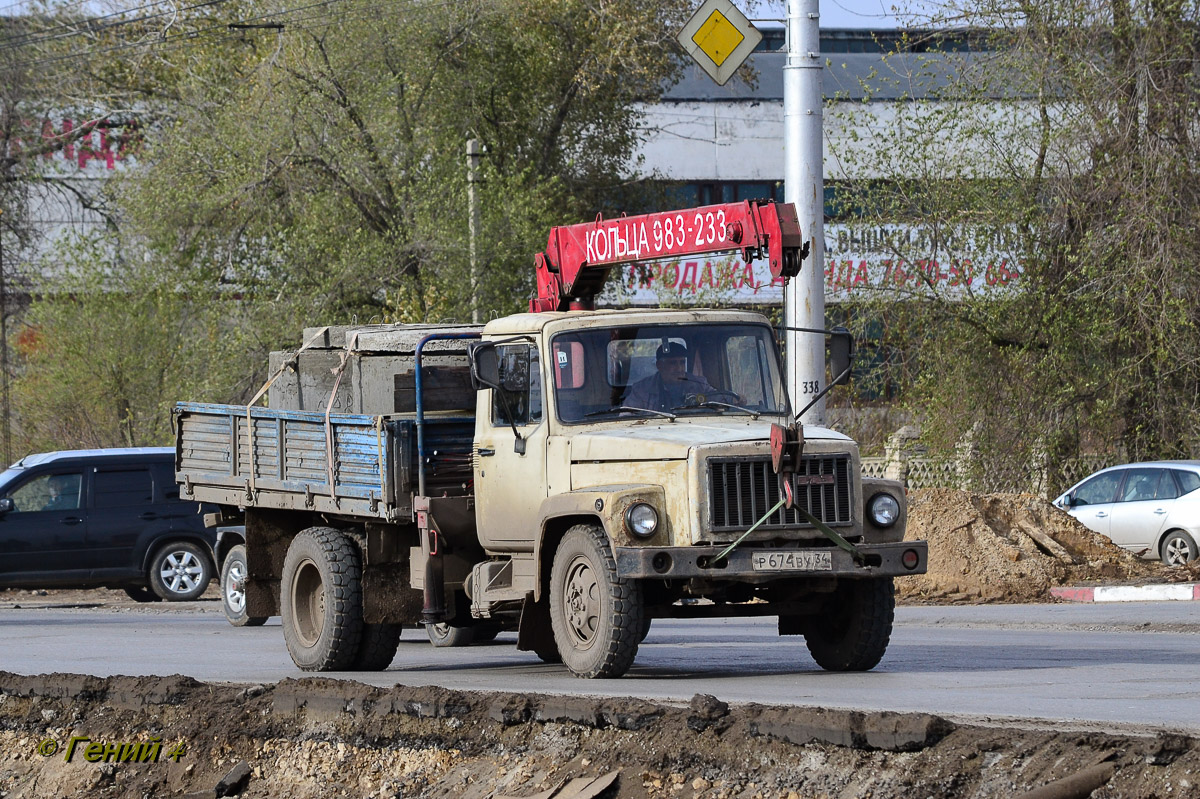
[{"x1": 456, "y1": 308, "x2": 917, "y2": 676}]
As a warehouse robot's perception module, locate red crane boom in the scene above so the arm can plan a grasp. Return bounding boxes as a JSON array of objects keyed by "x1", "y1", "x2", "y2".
[{"x1": 530, "y1": 200, "x2": 807, "y2": 312}]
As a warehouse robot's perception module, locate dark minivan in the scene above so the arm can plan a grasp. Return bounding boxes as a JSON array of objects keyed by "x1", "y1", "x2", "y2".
[{"x1": 0, "y1": 448, "x2": 217, "y2": 601}]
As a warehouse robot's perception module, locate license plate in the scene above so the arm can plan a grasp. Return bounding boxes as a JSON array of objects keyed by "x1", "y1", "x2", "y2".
[{"x1": 751, "y1": 550, "x2": 833, "y2": 572}]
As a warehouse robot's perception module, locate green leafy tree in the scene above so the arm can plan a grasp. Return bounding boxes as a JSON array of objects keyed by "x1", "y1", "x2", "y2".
[
  {"x1": 829, "y1": 2, "x2": 1200, "y2": 490},
  {"x1": 5, "y1": 0, "x2": 692, "y2": 449},
  {"x1": 123, "y1": 0, "x2": 691, "y2": 331},
  {"x1": 13, "y1": 235, "x2": 244, "y2": 451}
]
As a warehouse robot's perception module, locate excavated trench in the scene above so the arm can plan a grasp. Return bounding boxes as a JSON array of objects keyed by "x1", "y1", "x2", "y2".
[{"x1": 0, "y1": 672, "x2": 1196, "y2": 799}]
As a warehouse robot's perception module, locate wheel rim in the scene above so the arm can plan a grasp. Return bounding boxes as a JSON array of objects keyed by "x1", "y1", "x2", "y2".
[
  {"x1": 562, "y1": 554, "x2": 600, "y2": 650},
  {"x1": 1165, "y1": 536, "x2": 1192, "y2": 566},
  {"x1": 225, "y1": 561, "x2": 248, "y2": 613},
  {"x1": 159, "y1": 550, "x2": 204, "y2": 596},
  {"x1": 290, "y1": 558, "x2": 324, "y2": 648}
]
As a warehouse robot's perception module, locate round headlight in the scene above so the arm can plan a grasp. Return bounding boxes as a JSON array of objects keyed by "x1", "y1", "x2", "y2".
[
  {"x1": 625, "y1": 502, "x2": 659, "y2": 538},
  {"x1": 868, "y1": 493, "x2": 900, "y2": 527}
]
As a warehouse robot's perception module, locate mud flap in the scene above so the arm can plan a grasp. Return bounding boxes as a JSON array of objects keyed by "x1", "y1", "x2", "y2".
[
  {"x1": 778, "y1": 615, "x2": 807, "y2": 636},
  {"x1": 516, "y1": 595, "x2": 554, "y2": 654}
]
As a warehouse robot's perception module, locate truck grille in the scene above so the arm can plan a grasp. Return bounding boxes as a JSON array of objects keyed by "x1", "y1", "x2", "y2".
[{"x1": 707, "y1": 454, "x2": 853, "y2": 532}]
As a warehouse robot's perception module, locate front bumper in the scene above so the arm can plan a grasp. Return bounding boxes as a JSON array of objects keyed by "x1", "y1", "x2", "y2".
[{"x1": 614, "y1": 540, "x2": 928, "y2": 581}]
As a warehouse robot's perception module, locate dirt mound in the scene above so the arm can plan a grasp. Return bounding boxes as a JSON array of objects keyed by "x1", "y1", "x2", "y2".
[
  {"x1": 1, "y1": 672, "x2": 1197, "y2": 799},
  {"x1": 900, "y1": 488, "x2": 1172, "y2": 603}
]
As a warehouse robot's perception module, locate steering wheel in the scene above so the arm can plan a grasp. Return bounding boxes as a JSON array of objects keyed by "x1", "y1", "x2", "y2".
[{"x1": 679, "y1": 389, "x2": 742, "y2": 408}]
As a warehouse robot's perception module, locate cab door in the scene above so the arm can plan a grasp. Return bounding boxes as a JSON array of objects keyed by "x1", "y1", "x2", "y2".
[{"x1": 473, "y1": 342, "x2": 547, "y2": 552}]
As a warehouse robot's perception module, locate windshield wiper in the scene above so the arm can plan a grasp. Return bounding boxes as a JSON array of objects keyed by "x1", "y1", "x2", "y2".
[
  {"x1": 584, "y1": 406, "x2": 677, "y2": 422},
  {"x1": 690, "y1": 401, "x2": 762, "y2": 419}
]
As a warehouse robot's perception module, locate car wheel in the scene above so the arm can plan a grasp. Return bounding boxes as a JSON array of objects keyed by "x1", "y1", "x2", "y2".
[
  {"x1": 549, "y1": 524, "x2": 643, "y2": 678},
  {"x1": 221, "y1": 545, "x2": 267, "y2": 627},
  {"x1": 426, "y1": 622, "x2": 476, "y2": 647},
  {"x1": 1161, "y1": 530, "x2": 1198, "y2": 567},
  {"x1": 280, "y1": 527, "x2": 364, "y2": 671},
  {"x1": 148, "y1": 541, "x2": 213, "y2": 601},
  {"x1": 122, "y1": 585, "x2": 162, "y2": 603},
  {"x1": 802, "y1": 577, "x2": 895, "y2": 672}
]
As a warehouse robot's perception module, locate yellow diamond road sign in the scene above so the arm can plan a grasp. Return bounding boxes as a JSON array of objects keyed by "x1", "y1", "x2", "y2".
[{"x1": 678, "y1": 0, "x2": 763, "y2": 86}]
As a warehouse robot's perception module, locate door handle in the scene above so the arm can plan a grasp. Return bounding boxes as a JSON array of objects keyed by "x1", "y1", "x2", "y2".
[
  {"x1": 1153, "y1": 509, "x2": 1168, "y2": 515},
  {"x1": 477, "y1": 448, "x2": 495, "y2": 457},
  {"x1": 60, "y1": 517, "x2": 82, "y2": 525},
  {"x1": 1094, "y1": 511, "x2": 1107, "y2": 518},
  {"x1": 140, "y1": 512, "x2": 159, "y2": 520}
]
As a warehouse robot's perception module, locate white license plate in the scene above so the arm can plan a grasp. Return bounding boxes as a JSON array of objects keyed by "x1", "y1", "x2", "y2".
[{"x1": 751, "y1": 551, "x2": 833, "y2": 572}]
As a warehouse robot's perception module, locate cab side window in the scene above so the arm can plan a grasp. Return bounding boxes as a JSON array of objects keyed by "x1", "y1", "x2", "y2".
[
  {"x1": 7, "y1": 472, "x2": 83, "y2": 513},
  {"x1": 492, "y1": 344, "x2": 542, "y2": 427}
]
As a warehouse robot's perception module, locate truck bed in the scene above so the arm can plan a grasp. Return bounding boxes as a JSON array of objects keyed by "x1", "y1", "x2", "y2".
[{"x1": 173, "y1": 402, "x2": 474, "y2": 521}]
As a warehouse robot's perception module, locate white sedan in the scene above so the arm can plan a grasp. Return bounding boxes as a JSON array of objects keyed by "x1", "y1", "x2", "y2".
[{"x1": 1053, "y1": 461, "x2": 1200, "y2": 566}]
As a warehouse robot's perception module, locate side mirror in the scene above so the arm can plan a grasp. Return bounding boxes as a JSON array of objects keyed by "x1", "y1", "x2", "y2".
[
  {"x1": 828, "y1": 327, "x2": 853, "y2": 386},
  {"x1": 469, "y1": 342, "x2": 501, "y2": 390},
  {"x1": 0, "y1": 497, "x2": 13, "y2": 514}
]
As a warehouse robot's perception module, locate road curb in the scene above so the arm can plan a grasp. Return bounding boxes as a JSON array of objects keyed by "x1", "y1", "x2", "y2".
[{"x1": 1051, "y1": 583, "x2": 1199, "y2": 602}]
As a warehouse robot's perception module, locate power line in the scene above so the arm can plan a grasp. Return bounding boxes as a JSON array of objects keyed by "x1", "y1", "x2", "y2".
[
  {"x1": 8, "y1": 0, "x2": 462, "y2": 72},
  {"x1": 9, "y1": 0, "x2": 348, "y2": 68},
  {"x1": 0, "y1": 0, "x2": 178, "y2": 50}
]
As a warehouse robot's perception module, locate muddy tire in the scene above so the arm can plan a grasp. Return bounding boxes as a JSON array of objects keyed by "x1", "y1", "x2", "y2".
[
  {"x1": 221, "y1": 545, "x2": 267, "y2": 627},
  {"x1": 281, "y1": 527, "x2": 364, "y2": 671},
  {"x1": 351, "y1": 624, "x2": 403, "y2": 670},
  {"x1": 549, "y1": 524, "x2": 643, "y2": 678},
  {"x1": 427, "y1": 622, "x2": 475, "y2": 647},
  {"x1": 802, "y1": 577, "x2": 894, "y2": 672}
]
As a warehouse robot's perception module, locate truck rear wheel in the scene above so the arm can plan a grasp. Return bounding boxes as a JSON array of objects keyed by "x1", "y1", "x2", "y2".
[
  {"x1": 427, "y1": 622, "x2": 475, "y2": 647},
  {"x1": 351, "y1": 623, "x2": 403, "y2": 670},
  {"x1": 221, "y1": 544, "x2": 268, "y2": 627},
  {"x1": 802, "y1": 577, "x2": 894, "y2": 672},
  {"x1": 281, "y1": 527, "x2": 364, "y2": 671},
  {"x1": 549, "y1": 524, "x2": 643, "y2": 678}
]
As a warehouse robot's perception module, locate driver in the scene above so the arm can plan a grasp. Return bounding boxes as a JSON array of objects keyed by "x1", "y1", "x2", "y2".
[
  {"x1": 42, "y1": 474, "x2": 79, "y2": 512},
  {"x1": 624, "y1": 341, "x2": 718, "y2": 412}
]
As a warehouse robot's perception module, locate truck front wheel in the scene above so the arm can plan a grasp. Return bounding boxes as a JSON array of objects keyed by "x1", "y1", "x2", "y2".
[
  {"x1": 801, "y1": 576, "x2": 895, "y2": 672},
  {"x1": 281, "y1": 527, "x2": 364, "y2": 671},
  {"x1": 549, "y1": 524, "x2": 643, "y2": 678}
]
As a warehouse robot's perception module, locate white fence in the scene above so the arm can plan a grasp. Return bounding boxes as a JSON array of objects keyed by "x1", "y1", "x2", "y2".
[{"x1": 860, "y1": 426, "x2": 1121, "y2": 498}]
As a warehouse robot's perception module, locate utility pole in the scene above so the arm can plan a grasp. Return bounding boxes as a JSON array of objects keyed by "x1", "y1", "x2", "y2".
[
  {"x1": 467, "y1": 138, "x2": 484, "y2": 324},
  {"x1": 0, "y1": 209, "x2": 9, "y2": 465},
  {"x1": 783, "y1": 0, "x2": 826, "y2": 425}
]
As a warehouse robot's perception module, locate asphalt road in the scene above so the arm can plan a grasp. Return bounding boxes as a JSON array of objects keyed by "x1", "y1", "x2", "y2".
[{"x1": 1, "y1": 601, "x2": 1198, "y2": 734}]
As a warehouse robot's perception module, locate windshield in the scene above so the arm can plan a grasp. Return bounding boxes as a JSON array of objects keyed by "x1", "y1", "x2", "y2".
[{"x1": 549, "y1": 323, "x2": 788, "y2": 422}]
